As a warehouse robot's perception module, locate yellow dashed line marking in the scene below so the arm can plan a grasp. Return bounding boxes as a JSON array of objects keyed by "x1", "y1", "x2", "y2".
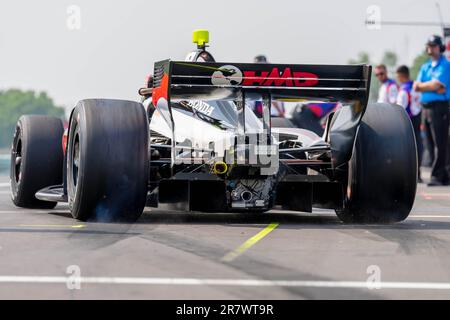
[{"x1": 221, "y1": 222, "x2": 279, "y2": 262}]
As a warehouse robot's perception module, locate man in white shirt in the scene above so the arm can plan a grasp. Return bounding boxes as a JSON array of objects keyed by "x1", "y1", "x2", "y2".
[{"x1": 375, "y1": 64, "x2": 399, "y2": 104}]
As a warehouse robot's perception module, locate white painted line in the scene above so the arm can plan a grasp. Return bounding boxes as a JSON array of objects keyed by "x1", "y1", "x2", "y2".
[
  {"x1": 0, "y1": 182, "x2": 10, "y2": 188},
  {"x1": 0, "y1": 210, "x2": 50, "y2": 214},
  {"x1": 19, "y1": 224, "x2": 85, "y2": 229},
  {"x1": 1, "y1": 276, "x2": 450, "y2": 290},
  {"x1": 409, "y1": 215, "x2": 450, "y2": 219},
  {"x1": 411, "y1": 215, "x2": 450, "y2": 218},
  {"x1": 0, "y1": 210, "x2": 449, "y2": 219}
]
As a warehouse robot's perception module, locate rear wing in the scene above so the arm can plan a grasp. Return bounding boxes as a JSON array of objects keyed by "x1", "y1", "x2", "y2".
[
  {"x1": 152, "y1": 60, "x2": 371, "y2": 105},
  {"x1": 151, "y1": 60, "x2": 372, "y2": 169}
]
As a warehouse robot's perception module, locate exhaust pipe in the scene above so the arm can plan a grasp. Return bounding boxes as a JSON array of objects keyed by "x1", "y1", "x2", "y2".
[{"x1": 241, "y1": 190, "x2": 253, "y2": 202}]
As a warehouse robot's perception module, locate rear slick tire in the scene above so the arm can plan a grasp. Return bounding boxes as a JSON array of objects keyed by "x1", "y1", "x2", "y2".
[
  {"x1": 335, "y1": 103, "x2": 417, "y2": 223},
  {"x1": 10, "y1": 115, "x2": 64, "y2": 209},
  {"x1": 67, "y1": 99, "x2": 149, "y2": 222}
]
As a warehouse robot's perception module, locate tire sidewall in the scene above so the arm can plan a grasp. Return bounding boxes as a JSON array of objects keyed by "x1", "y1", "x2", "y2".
[
  {"x1": 10, "y1": 115, "x2": 63, "y2": 209},
  {"x1": 67, "y1": 106, "x2": 87, "y2": 219},
  {"x1": 337, "y1": 103, "x2": 417, "y2": 223},
  {"x1": 66, "y1": 99, "x2": 149, "y2": 222},
  {"x1": 10, "y1": 118, "x2": 25, "y2": 203}
]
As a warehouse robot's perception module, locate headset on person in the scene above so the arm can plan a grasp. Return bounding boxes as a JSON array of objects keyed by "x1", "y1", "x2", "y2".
[{"x1": 427, "y1": 35, "x2": 446, "y2": 53}]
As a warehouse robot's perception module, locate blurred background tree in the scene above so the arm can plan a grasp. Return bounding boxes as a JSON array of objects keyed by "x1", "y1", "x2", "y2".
[
  {"x1": 347, "y1": 50, "x2": 431, "y2": 103},
  {"x1": 381, "y1": 51, "x2": 398, "y2": 71},
  {"x1": 0, "y1": 89, "x2": 65, "y2": 148},
  {"x1": 410, "y1": 51, "x2": 429, "y2": 80},
  {"x1": 348, "y1": 52, "x2": 370, "y2": 65},
  {"x1": 348, "y1": 51, "x2": 379, "y2": 102}
]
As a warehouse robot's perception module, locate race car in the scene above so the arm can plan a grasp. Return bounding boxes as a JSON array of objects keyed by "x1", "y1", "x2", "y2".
[{"x1": 10, "y1": 30, "x2": 417, "y2": 223}]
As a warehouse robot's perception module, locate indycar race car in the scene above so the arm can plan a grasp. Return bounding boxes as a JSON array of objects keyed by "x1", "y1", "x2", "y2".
[{"x1": 10, "y1": 30, "x2": 417, "y2": 223}]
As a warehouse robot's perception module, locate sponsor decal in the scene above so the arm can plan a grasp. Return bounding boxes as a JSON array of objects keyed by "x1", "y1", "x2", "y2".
[
  {"x1": 211, "y1": 65, "x2": 243, "y2": 85},
  {"x1": 242, "y1": 67, "x2": 319, "y2": 87},
  {"x1": 211, "y1": 65, "x2": 319, "y2": 87},
  {"x1": 186, "y1": 100, "x2": 215, "y2": 116}
]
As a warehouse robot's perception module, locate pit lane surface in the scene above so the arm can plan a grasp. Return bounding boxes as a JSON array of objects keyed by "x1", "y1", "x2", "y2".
[{"x1": 1, "y1": 171, "x2": 450, "y2": 299}]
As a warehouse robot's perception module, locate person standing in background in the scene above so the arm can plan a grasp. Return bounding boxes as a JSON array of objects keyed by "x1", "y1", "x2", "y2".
[
  {"x1": 254, "y1": 55, "x2": 268, "y2": 63},
  {"x1": 252, "y1": 55, "x2": 285, "y2": 118},
  {"x1": 414, "y1": 35, "x2": 450, "y2": 186},
  {"x1": 375, "y1": 64, "x2": 399, "y2": 104},
  {"x1": 396, "y1": 65, "x2": 423, "y2": 182}
]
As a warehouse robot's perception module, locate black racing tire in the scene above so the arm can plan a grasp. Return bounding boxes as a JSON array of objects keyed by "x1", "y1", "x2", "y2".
[
  {"x1": 335, "y1": 103, "x2": 417, "y2": 223},
  {"x1": 10, "y1": 115, "x2": 64, "y2": 209},
  {"x1": 271, "y1": 117, "x2": 295, "y2": 128},
  {"x1": 67, "y1": 99, "x2": 149, "y2": 222}
]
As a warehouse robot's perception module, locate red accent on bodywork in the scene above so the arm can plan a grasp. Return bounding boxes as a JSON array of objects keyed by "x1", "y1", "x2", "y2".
[
  {"x1": 62, "y1": 129, "x2": 68, "y2": 155},
  {"x1": 152, "y1": 74, "x2": 169, "y2": 106}
]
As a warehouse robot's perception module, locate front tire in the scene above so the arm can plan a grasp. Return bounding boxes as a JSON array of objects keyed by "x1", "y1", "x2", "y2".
[
  {"x1": 10, "y1": 115, "x2": 64, "y2": 209},
  {"x1": 67, "y1": 99, "x2": 149, "y2": 222},
  {"x1": 335, "y1": 103, "x2": 417, "y2": 223}
]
